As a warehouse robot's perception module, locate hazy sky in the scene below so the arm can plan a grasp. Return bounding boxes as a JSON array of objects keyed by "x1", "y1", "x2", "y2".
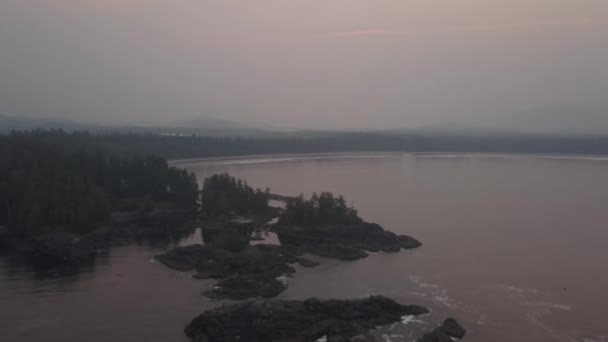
[{"x1": 1, "y1": 1, "x2": 607, "y2": 130}]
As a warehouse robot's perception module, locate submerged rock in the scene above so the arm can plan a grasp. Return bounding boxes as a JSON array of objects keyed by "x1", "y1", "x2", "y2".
[
  {"x1": 273, "y1": 223, "x2": 422, "y2": 260},
  {"x1": 185, "y1": 296, "x2": 430, "y2": 342}
]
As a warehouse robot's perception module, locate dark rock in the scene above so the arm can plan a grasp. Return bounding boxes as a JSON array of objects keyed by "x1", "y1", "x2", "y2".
[
  {"x1": 193, "y1": 269, "x2": 232, "y2": 279},
  {"x1": 417, "y1": 330, "x2": 453, "y2": 342},
  {"x1": 156, "y1": 244, "x2": 299, "y2": 278},
  {"x1": 438, "y1": 318, "x2": 466, "y2": 339},
  {"x1": 397, "y1": 234, "x2": 423, "y2": 249},
  {"x1": 273, "y1": 223, "x2": 421, "y2": 260},
  {"x1": 417, "y1": 318, "x2": 466, "y2": 342},
  {"x1": 204, "y1": 275, "x2": 287, "y2": 300},
  {"x1": 305, "y1": 244, "x2": 369, "y2": 261},
  {"x1": 156, "y1": 244, "x2": 298, "y2": 300},
  {"x1": 297, "y1": 258, "x2": 320, "y2": 267},
  {"x1": 203, "y1": 227, "x2": 251, "y2": 252},
  {"x1": 156, "y1": 244, "x2": 232, "y2": 272},
  {"x1": 185, "y1": 296, "x2": 430, "y2": 342}
]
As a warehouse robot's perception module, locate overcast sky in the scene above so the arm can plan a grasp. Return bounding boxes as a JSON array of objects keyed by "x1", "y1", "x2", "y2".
[{"x1": 1, "y1": 1, "x2": 607, "y2": 130}]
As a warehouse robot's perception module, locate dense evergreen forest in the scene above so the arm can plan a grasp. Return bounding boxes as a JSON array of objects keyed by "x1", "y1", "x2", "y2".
[
  {"x1": 278, "y1": 192, "x2": 362, "y2": 226},
  {"x1": 5, "y1": 129, "x2": 608, "y2": 161},
  {"x1": 0, "y1": 132, "x2": 199, "y2": 236},
  {"x1": 200, "y1": 173, "x2": 270, "y2": 217}
]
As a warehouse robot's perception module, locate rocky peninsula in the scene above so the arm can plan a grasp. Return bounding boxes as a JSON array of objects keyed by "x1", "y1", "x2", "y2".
[
  {"x1": 185, "y1": 296, "x2": 465, "y2": 342},
  {"x1": 273, "y1": 222, "x2": 421, "y2": 260},
  {"x1": 156, "y1": 180, "x2": 424, "y2": 300}
]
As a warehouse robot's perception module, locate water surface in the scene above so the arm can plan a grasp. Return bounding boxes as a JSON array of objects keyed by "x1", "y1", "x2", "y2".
[{"x1": 3, "y1": 153, "x2": 608, "y2": 342}]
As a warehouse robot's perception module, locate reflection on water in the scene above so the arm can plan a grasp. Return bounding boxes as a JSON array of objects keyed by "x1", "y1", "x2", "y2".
[{"x1": 4, "y1": 153, "x2": 608, "y2": 342}]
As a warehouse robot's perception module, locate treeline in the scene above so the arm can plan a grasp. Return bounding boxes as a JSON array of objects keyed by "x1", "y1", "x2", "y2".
[
  {"x1": 0, "y1": 133, "x2": 198, "y2": 236},
  {"x1": 198, "y1": 174, "x2": 363, "y2": 226},
  {"x1": 278, "y1": 192, "x2": 362, "y2": 226},
  {"x1": 200, "y1": 173, "x2": 270, "y2": 217},
  {"x1": 7, "y1": 129, "x2": 608, "y2": 160}
]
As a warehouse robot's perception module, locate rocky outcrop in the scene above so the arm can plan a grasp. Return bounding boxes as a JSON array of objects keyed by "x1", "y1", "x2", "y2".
[
  {"x1": 417, "y1": 318, "x2": 467, "y2": 342},
  {"x1": 302, "y1": 244, "x2": 370, "y2": 261},
  {"x1": 157, "y1": 244, "x2": 299, "y2": 276},
  {"x1": 185, "y1": 296, "x2": 432, "y2": 342},
  {"x1": 273, "y1": 223, "x2": 421, "y2": 260},
  {"x1": 156, "y1": 244, "x2": 312, "y2": 300},
  {"x1": 204, "y1": 275, "x2": 287, "y2": 300}
]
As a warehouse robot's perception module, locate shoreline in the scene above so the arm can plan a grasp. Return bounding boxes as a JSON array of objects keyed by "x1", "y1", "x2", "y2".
[{"x1": 170, "y1": 150, "x2": 608, "y2": 166}]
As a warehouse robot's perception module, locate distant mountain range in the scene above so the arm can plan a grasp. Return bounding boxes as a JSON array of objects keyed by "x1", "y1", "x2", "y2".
[
  {"x1": 0, "y1": 114, "x2": 99, "y2": 132},
  {"x1": 415, "y1": 103, "x2": 608, "y2": 136},
  {"x1": 2, "y1": 103, "x2": 608, "y2": 136},
  {"x1": 0, "y1": 114, "x2": 267, "y2": 136},
  {"x1": 501, "y1": 103, "x2": 608, "y2": 135},
  {"x1": 151, "y1": 117, "x2": 256, "y2": 130}
]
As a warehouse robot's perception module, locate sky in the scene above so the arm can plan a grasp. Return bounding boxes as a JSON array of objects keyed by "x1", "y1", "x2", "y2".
[{"x1": 1, "y1": 1, "x2": 607, "y2": 131}]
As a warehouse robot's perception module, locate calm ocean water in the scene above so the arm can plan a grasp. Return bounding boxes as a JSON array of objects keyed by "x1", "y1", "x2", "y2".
[{"x1": 3, "y1": 153, "x2": 608, "y2": 342}]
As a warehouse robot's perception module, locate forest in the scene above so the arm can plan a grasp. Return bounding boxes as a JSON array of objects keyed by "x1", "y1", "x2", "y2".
[
  {"x1": 200, "y1": 173, "x2": 270, "y2": 217},
  {"x1": 0, "y1": 132, "x2": 199, "y2": 236},
  {"x1": 278, "y1": 192, "x2": 362, "y2": 226}
]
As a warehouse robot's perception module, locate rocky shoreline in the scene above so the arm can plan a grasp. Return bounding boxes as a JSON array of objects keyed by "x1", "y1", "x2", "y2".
[
  {"x1": 154, "y1": 196, "x2": 464, "y2": 342},
  {"x1": 273, "y1": 222, "x2": 422, "y2": 260},
  {"x1": 2, "y1": 187, "x2": 467, "y2": 342},
  {"x1": 155, "y1": 217, "x2": 422, "y2": 300},
  {"x1": 185, "y1": 296, "x2": 465, "y2": 342},
  {"x1": 156, "y1": 243, "x2": 312, "y2": 299}
]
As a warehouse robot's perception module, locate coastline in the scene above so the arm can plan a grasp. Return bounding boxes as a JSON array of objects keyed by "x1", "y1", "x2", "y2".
[{"x1": 170, "y1": 151, "x2": 608, "y2": 166}]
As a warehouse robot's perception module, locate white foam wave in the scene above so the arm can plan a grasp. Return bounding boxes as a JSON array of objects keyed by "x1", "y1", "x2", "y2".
[
  {"x1": 486, "y1": 284, "x2": 538, "y2": 296},
  {"x1": 433, "y1": 291, "x2": 457, "y2": 308},
  {"x1": 401, "y1": 315, "x2": 426, "y2": 325},
  {"x1": 381, "y1": 334, "x2": 405, "y2": 342},
  {"x1": 276, "y1": 274, "x2": 289, "y2": 285},
  {"x1": 521, "y1": 301, "x2": 571, "y2": 311},
  {"x1": 409, "y1": 275, "x2": 439, "y2": 289}
]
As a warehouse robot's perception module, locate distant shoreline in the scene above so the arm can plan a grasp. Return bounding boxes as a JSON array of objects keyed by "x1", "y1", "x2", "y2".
[{"x1": 170, "y1": 151, "x2": 608, "y2": 166}]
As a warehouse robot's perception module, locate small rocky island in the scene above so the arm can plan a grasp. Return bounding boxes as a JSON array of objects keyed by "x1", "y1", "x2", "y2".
[
  {"x1": 156, "y1": 243, "x2": 309, "y2": 299},
  {"x1": 273, "y1": 223, "x2": 421, "y2": 260},
  {"x1": 185, "y1": 296, "x2": 465, "y2": 342}
]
